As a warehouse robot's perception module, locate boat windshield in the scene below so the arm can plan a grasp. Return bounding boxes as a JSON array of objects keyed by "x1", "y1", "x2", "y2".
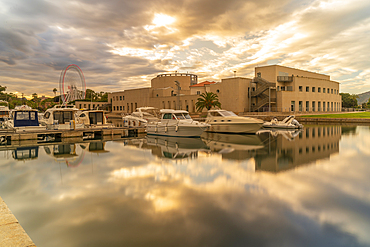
[
  {"x1": 174, "y1": 113, "x2": 191, "y2": 120},
  {"x1": 219, "y1": 111, "x2": 237, "y2": 117}
]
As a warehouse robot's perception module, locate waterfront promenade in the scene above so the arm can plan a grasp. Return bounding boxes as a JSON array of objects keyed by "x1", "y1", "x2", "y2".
[{"x1": 0, "y1": 196, "x2": 36, "y2": 247}]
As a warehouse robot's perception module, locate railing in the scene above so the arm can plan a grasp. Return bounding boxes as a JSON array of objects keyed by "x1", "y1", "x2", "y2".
[
  {"x1": 251, "y1": 97, "x2": 277, "y2": 112},
  {"x1": 277, "y1": 76, "x2": 293, "y2": 82},
  {"x1": 246, "y1": 107, "x2": 342, "y2": 113},
  {"x1": 251, "y1": 78, "x2": 276, "y2": 97}
]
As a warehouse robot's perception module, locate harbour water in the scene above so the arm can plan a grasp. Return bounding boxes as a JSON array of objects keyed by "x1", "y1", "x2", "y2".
[{"x1": 0, "y1": 124, "x2": 369, "y2": 247}]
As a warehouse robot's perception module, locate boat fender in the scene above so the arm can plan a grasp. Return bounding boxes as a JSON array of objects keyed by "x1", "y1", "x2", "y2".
[
  {"x1": 165, "y1": 126, "x2": 168, "y2": 132},
  {"x1": 175, "y1": 125, "x2": 178, "y2": 132}
]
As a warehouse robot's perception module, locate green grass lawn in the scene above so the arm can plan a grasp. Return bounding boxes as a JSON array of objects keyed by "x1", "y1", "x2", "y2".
[{"x1": 300, "y1": 112, "x2": 370, "y2": 118}]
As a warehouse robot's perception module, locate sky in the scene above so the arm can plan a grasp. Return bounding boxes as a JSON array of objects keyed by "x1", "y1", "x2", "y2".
[{"x1": 1, "y1": 0, "x2": 370, "y2": 98}]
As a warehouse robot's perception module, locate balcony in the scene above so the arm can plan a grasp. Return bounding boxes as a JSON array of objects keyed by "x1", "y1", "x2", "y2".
[{"x1": 277, "y1": 76, "x2": 293, "y2": 82}]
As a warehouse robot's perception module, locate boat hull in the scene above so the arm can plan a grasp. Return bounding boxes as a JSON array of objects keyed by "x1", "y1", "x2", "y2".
[
  {"x1": 146, "y1": 124, "x2": 208, "y2": 137},
  {"x1": 207, "y1": 122, "x2": 263, "y2": 134},
  {"x1": 262, "y1": 123, "x2": 302, "y2": 129}
]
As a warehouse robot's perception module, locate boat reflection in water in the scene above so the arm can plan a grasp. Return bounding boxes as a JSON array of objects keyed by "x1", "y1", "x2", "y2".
[
  {"x1": 201, "y1": 132, "x2": 264, "y2": 161},
  {"x1": 43, "y1": 141, "x2": 108, "y2": 167},
  {"x1": 5, "y1": 125, "x2": 343, "y2": 173},
  {"x1": 145, "y1": 135, "x2": 208, "y2": 160},
  {"x1": 12, "y1": 146, "x2": 39, "y2": 160}
]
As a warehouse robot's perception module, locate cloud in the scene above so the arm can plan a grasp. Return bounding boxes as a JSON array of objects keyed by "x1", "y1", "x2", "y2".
[{"x1": 0, "y1": 0, "x2": 370, "y2": 96}]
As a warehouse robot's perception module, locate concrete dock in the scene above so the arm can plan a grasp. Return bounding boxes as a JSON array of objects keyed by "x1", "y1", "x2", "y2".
[{"x1": 0, "y1": 197, "x2": 36, "y2": 247}]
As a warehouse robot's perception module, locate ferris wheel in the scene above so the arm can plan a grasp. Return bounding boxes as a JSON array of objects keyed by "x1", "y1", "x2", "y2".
[{"x1": 59, "y1": 64, "x2": 86, "y2": 105}]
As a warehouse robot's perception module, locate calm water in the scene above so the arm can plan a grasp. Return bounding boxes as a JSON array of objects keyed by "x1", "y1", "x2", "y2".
[{"x1": 1, "y1": 124, "x2": 370, "y2": 247}]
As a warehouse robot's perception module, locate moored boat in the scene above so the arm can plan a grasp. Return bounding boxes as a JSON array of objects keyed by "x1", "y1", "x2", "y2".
[
  {"x1": 146, "y1": 109, "x2": 209, "y2": 137},
  {"x1": 122, "y1": 107, "x2": 159, "y2": 128},
  {"x1": 40, "y1": 105, "x2": 84, "y2": 130},
  {"x1": 3, "y1": 105, "x2": 46, "y2": 132},
  {"x1": 262, "y1": 115, "x2": 303, "y2": 129},
  {"x1": 205, "y1": 109, "x2": 264, "y2": 134}
]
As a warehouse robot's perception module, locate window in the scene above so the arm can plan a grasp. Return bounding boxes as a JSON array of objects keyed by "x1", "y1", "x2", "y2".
[
  {"x1": 327, "y1": 88, "x2": 330, "y2": 93},
  {"x1": 44, "y1": 112, "x2": 50, "y2": 119},
  {"x1": 257, "y1": 72, "x2": 261, "y2": 77},
  {"x1": 299, "y1": 101, "x2": 302, "y2": 111},
  {"x1": 163, "y1": 113, "x2": 172, "y2": 119},
  {"x1": 277, "y1": 86, "x2": 280, "y2": 91},
  {"x1": 281, "y1": 86, "x2": 285, "y2": 91},
  {"x1": 120, "y1": 106, "x2": 122, "y2": 111},
  {"x1": 197, "y1": 91, "x2": 200, "y2": 95},
  {"x1": 306, "y1": 101, "x2": 309, "y2": 111},
  {"x1": 122, "y1": 96, "x2": 125, "y2": 100},
  {"x1": 312, "y1": 101, "x2": 315, "y2": 112},
  {"x1": 113, "y1": 106, "x2": 116, "y2": 111},
  {"x1": 331, "y1": 89, "x2": 333, "y2": 94},
  {"x1": 122, "y1": 106, "x2": 125, "y2": 111},
  {"x1": 306, "y1": 86, "x2": 309, "y2": 92},
  {"x1": 156, "y1": 94, "x2": 159, "y2": 97},
  {"x1": 299, "y1": 86, "x2": 302, "y2": 92},
  {"x1": 318, "y1": 87, "x2": 321, "y2": 93},
  {"x1": 323, "y1": 88, "x2": 326, "y2": 93},
  {"x1": 334, "y1": 89, "x2": 336, "y2": 94},
  {"x1": 318, "y1": 101, "x2": 321, "y2": 111},
  {"x1": 120, "y1": 96, "x2": 122, "y2": 100},
  {"x1": 216, "y1": 89, "x2": 220, "y2": 93},
  {"x1": 312, "y1": 87, "x2": 315, "y2": 92},
  {"x1": 291, "y1": 101, "x2": 295, "y2": 111}
]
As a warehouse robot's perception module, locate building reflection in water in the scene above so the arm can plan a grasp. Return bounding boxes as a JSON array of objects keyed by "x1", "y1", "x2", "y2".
[{"x1": 255, "y1": 125, "x2": 342, "y2": 173}]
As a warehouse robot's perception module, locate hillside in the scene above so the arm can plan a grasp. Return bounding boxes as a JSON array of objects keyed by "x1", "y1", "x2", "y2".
[{"x1": 357, "y1": 91, "x2": 370, "y2": 105}]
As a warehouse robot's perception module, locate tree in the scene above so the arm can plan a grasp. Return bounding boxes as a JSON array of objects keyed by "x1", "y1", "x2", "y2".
[
  {"x1": 195, "y1": 92, "x2": 221, "y2": 112},
  {"x1": 53, "y1": 88, "x2": 57, "y2": 97},
  {"x1": 340, "y1": 93, "x2": 358, "y2": 108},
  {"x1": 0, "y1": 85, "x2": 6, "y2": 94},
  {"x1": 32, "y1": 93, "x2": 38, "y2": 100}
]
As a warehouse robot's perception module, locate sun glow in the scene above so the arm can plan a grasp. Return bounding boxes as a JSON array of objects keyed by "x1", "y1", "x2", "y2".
[{"x1": 152, "y1": 13, "x2": 175, "y2": 27}]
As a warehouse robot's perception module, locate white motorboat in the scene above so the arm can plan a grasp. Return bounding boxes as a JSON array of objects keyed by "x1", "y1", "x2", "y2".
[
  {"x1": 122, "y1": 107, "x2": 159, "y2": 128},
  {"x1": 205, "y1": 109, "x2": 264, "y2": 134},
  {"x1": 146, "y1": 109, "x2": 209, "y2": 137},
  {"x1": 3, "y1": 105, "x2": 46, "y2": 132},
  {"x1": 0, "y1": 105, "x2": 10, "y2": 128},
  {"x1": 76, "y1": 110, "x2": 112, "y2": 127},
  {"x1": 40, "y1": 105, "x2": 84, "y2": 130},
  {"x1": 262, "y1": 115, "x2": 303, "y2": 129}
]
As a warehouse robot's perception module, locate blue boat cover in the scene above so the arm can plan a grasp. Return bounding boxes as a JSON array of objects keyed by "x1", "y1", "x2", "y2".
[{"x1": 13, "y1": 111, "x2": 40, "y2": 127}]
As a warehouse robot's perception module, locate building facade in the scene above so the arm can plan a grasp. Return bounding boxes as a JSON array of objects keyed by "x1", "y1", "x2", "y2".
[{"x1": 109, "y1": 65, "x2": 341, "y2": 114}]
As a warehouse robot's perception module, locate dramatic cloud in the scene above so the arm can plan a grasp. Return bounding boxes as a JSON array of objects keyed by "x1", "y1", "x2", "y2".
[{"x1": 0, "y1": 0, "x2": 369, "y2": 96}]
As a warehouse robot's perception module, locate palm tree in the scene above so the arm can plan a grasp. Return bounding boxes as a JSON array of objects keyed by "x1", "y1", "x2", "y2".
[
  {"x1": 53, "y1": 88, "x2": 57, "y2": 97},
  {"x1": 195, "y1": 92, "x2": 221, "y2": 112}
]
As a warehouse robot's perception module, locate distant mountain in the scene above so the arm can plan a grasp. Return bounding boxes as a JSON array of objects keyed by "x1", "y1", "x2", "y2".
[{"x1": 357, "y1": 91, "x2": 370, "y2": 105}]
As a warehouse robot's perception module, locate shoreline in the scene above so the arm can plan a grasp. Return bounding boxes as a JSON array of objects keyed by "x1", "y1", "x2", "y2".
[{"x1": 0, "y1": 196, "x2": 36, "y2": 247}]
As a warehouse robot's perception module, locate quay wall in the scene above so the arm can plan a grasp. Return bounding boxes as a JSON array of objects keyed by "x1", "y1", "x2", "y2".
[{"x1": 0, "y1": 196, "x2": 36, "y2": 247}]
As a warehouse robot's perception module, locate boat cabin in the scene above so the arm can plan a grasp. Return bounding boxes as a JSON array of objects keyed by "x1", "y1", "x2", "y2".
[
  {"x1": 160, "y1": 109, "x2": 192, "y2": 121},
  {"x1": 12, "y1": 109, "x2": 40, "y2": 127},
  {"x1": 0, "y1": 105, "x2": 10, "y2": 121},
  {"x1": 207, "y1": 110, "x2": 237, "y2": 118},
  {"x1": 41, "y1": 105, "x2": 80, "y2": 129},
  {"x1": 77, "y1": 110, "x2": 108, "y2": 126}
]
